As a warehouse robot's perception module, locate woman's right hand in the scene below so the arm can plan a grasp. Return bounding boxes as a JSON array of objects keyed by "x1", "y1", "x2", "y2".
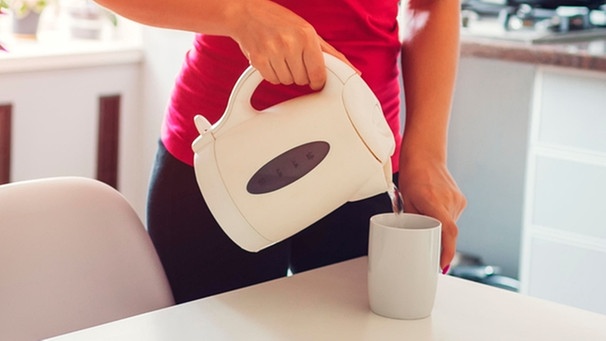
[
  {"x1": 95, "y1": 0, "x2": 355, "y2": 89},
  {"x1": 228, "y1": 0, "x2": 356, "y2": 90}
]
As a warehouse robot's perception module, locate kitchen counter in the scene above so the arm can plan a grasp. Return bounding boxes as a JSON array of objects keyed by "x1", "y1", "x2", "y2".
[
  {"x1": 460, "y1": 35, "x2": 606, "y2": 72},
  {"x1": 0, "y1": 39, "x2": 143, "y2": 74}
]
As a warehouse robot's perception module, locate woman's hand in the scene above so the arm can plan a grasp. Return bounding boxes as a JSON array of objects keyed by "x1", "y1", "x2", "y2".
[
  {"x1": 398, "y1": 0, "x2": 463, "y2": 272},
  {"x1": 398, "y1": 156, "x2": 466, "y2": 272},
  {"x1": 228, "y1": 0, "x2": 354, "y2": 90},
  {"x1": 95, "y1": 0, "x2": 355, "y2": 89}
]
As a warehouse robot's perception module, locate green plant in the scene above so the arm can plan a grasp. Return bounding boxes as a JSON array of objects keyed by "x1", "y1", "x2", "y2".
[{"x1": 1, "y1": 0, "x2": 48, "y2": 18}]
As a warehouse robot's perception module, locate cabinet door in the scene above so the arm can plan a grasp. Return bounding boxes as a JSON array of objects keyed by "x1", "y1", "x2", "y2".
[
  {"x1": 0, "y1": 63, "x2": 143, "y2": 213},
  {"x1": 526, "y1": 237, "x2": 606, "y2": 314},
  {"x1": 522, "y1": 68, "x2": 606, "y2": 315},
  {"x1": 531, "y1": 155, "x2": 606, "y2": 240},
  {"x1": 537, "y1": 70, "x2": 606, "y2": 153}
]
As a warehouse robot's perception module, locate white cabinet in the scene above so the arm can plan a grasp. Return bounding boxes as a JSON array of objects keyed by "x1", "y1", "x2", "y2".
[
  {"x1": 520, "y1": 67, "x2": 606, "y2": 314},
  {"x1": 450, "y1": 58, "x2": 606, "y2": 315},
  {"x1": 0, "y1": 47, "x2": 147, "y2": 216}
]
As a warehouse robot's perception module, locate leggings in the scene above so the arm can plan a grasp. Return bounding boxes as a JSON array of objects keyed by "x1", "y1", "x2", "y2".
[{"x1": 147, "y1": 141, "x2": 393, "y2": 304}]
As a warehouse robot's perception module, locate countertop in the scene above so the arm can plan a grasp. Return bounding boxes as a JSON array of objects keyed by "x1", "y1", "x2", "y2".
[
  {"x1": 460, "y1": 34, "x2": 606, "y2": 72},
  {"x1": 0, "y1": 38, "x2": 143, "y2": 74},
  {"x1": 46, "y1": 257, "x2": 606, "y2": 341}
]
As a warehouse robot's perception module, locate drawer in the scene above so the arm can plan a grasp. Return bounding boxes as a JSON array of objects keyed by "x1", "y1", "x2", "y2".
[
  {"x1": 536, "y1": 70, "x2": 606, "y2": 153},
  {"x1": 531, "y1": 155, "x2": 606, "y2": 240}
]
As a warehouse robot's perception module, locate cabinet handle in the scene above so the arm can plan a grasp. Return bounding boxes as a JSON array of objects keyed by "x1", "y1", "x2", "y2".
[
  {"x1": 97, "y1": 95, "x2": 121, "y2": 189},
  {"x1": 0, "y1": 103, "x2": 12, "y2": 185}
]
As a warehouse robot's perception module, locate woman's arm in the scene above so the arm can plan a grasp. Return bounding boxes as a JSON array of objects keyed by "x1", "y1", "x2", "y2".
[
  {"x1": 398, "y1": 0, "x2": 467, "y2": 271},
  {"x1": 94, "y1": 0, "x2": 353, "y2": 90}
]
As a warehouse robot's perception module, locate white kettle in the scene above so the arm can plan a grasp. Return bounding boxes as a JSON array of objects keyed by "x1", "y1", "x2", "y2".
[{"x1": 192, "y1": 53, "x2": 395, "y2": 252}]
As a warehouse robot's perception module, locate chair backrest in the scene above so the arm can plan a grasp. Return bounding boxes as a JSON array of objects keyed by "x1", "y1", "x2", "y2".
[{"x1": 0, "y1": 177, "x2": 174, "y2": 341}]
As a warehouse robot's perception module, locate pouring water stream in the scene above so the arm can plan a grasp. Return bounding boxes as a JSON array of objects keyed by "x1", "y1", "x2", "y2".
[{"x1": 389, "y1": 182, "x2": 405, "y2": 215}]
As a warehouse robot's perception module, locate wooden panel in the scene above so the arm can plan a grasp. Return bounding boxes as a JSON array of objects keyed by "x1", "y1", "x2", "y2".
[
  {"x1": 0, "y1": 104, "x2": 12, "y2": 185},
  {"x1": 97, "y1": 95, "x2": 121, "y2": 189}
]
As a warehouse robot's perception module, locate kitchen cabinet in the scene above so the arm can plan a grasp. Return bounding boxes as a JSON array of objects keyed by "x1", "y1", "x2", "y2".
[
  {"x1": 0, "y1": 26, "x2": 195, "y2": 219},
  {"x1": 0, "y1": 43, "x2": 146, "y2": 216},
  {"x1": 520, "y1": 67, "x2": 606, "y2": 314},
  {"x1": 449, "y1": 50, "x2": 606, "y2": 315}
]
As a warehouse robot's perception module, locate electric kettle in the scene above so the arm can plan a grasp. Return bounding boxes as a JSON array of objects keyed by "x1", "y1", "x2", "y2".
[{"x1": 191, "y1": 53, "x2": 395, "y2": 252}]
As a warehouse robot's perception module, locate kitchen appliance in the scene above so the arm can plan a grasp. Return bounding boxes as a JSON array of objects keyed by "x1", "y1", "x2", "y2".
[
  {"x1": 461, "y1": 1, "x2": 606, "y2": 43},
  {"x1": 192, "y1": 53, "x2": 395, "y2": 252}
]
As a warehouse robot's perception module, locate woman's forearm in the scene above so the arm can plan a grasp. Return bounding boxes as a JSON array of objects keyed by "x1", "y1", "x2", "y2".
[
  {"x1": 94, "y1": 0, "x2": 342, "y2": 89},
  {"x1": 399, "y1": 0, "x2": 460, "y2": 165},
  {"x1": 95, "y1": 0, "x2": 240, "y2": 34},
  {"x1": 398, "y1": 0, "x2": 465, "y2": 270}
]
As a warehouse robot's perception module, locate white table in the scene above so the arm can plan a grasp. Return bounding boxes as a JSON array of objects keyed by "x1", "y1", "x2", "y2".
[{"x1": 46, "y1": 257, "x2": 606, "y2": 340}]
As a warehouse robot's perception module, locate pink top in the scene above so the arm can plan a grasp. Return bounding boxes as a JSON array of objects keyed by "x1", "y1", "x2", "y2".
[{"x1": 162, "y1": 0, "x2": 403, "y2": 171}]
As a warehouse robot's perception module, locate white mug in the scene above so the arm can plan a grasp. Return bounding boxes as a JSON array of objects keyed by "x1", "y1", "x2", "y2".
[{"x1": 368, "y1": 213, "x2": 441, "y2": 319}]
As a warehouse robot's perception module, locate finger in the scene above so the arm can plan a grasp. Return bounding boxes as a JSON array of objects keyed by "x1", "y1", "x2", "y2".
[
  {"x1": 270, "y1": 58, "x2": 295, "y2": 85},
  {"x1": 249, "y1": 55, "x2": 282, "y2": 85},
  {"x1": 285, "y1": 54, "x2": 310, "y2": 86},
  {"x1": 439, "y1": 218, "x2": 459, "y2": 271},
  {"x1": 454, "y1": 194, "x2": 467, "y2": 221},
  {"x1": 302, "y1": 48, "x2": 326, "y2": 90},
  {"x1": 403, "y1": 196, "x2": 458, "y2": 271}
]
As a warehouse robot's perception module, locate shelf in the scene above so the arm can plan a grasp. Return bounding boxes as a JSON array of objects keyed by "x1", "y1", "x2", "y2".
[{"x1": 0, "y1": 38, "x2": 143, "y2": 73}]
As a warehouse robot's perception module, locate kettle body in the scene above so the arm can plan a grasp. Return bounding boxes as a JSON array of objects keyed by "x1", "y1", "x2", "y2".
[{"x1": 191, "y1": 53, "x2": 395, "y2": 252}]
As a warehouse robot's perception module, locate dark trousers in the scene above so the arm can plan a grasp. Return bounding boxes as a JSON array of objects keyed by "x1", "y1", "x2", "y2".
[{"x1": 147, "y1": 141, "x2": 392, "y2": 304}]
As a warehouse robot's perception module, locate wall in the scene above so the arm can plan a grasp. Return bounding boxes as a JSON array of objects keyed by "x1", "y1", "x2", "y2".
[{"x1": 138, "y1": 26, "x2": 194, "y2": 220}]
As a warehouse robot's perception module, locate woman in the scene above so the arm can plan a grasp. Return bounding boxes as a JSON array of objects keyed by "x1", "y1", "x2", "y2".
[{"x1": 95, "y1": 0, "x2": 466, "y2": 304}]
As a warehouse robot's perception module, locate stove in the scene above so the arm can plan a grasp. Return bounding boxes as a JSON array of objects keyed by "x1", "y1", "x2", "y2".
[{"x1": 461, "y1": 1, "x2": 606, "y2": 43}]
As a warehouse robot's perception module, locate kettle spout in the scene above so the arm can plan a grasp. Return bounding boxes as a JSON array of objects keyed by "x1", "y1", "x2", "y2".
[{"x1": 349, "y1": 161, "x2": 393, "y2": 202}]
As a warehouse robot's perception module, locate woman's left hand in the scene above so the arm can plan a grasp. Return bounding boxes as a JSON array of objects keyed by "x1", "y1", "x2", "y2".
[{"x1": 398, "y1": 157, "x2": 466, "y2": 272}]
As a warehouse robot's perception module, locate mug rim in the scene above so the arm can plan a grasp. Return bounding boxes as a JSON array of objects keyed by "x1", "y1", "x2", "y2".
[{"x1": 370, "y1": 212, "x2": 441, "y2": 231}]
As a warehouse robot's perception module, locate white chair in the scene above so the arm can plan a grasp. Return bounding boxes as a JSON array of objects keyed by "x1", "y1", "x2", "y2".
[{"x1": 0, "y1": 177, "x2": 175, "y2": 341}]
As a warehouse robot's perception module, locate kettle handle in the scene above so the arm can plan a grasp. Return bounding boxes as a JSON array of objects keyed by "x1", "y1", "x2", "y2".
[{"x1": 215, "y1": 53, "x2": 358, "y2": 131}]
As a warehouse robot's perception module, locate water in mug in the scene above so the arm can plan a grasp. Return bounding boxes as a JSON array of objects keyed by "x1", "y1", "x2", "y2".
[{"x1": 389, "y1": 182, "x2": 405, "y2": 215}]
